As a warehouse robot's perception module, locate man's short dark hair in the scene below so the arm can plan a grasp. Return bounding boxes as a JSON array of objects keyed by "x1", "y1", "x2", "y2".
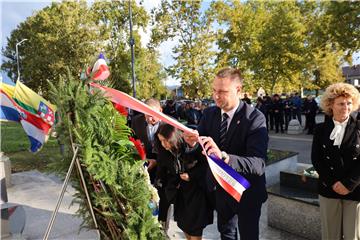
[
  {"x1": 145, "y1": 98, "x2": 161, "y2": 108},
  {"x1": 216, "y1": 67, "x2": 243, "y2": 85}
]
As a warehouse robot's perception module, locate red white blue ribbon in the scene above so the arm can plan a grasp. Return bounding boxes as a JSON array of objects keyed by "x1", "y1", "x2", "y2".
[
  {"x1": 91, "y1": 83, "x2": 250, "y2": 201},
  {"x1": 198, "y1": 139, "x2": 250, "y2": 202}
]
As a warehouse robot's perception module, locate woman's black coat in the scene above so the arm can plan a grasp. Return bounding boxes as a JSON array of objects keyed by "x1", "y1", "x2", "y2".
[
  {"x1": 311, "y1": 111, "x2": 360, "y2": 201},
  {"x1": 155, "y1": 140, "x2": 213, "y2": 233}
]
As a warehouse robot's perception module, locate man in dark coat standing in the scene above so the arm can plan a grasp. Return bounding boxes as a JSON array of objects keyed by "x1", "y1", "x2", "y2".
[
  {"x1": 304, "y1": 95, "x2": 318, "y2": 134},
  {"x1": 131, "y1": 98, "x2": 162, "y2": 183},
  {"x1": 131, "y1": 98, "x2": 170, "y2": 230},
  {"x1": 184, "y1": 68, "x2": 268, "y2": 240}
]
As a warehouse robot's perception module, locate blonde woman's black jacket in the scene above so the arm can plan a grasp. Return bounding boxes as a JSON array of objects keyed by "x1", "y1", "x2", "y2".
[{"x1": 311, "y1": 111, "x2": 360, "y2": 201}]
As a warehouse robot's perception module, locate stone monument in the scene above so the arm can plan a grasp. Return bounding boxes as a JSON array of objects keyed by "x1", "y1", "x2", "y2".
[{"x1": 287, "y1": 119, "x2": 302, "y2": 135}]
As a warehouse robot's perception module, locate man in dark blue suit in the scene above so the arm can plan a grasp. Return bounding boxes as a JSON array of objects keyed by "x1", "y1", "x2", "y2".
[{"x1": 184, "y1": 68, "x2": 268, "y2": 240}]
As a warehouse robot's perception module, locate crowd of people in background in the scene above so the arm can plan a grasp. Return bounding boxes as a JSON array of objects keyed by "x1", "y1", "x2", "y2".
[
  {"x1": 255, "y1": 92, "x2": 319, "y2": 134},
  {"x1": 159, "y1": 91, "x2": 320, "y2": 135}
]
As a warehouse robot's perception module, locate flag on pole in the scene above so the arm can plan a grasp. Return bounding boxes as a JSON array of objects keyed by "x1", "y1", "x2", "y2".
[
  {"x1": 87, "y1": 53, "x2": 110, "y2": 81},
  {"x1": 0, "y1": 88, "x2": 20, "y2": 122},
  {"x1": 0, "y1": 82, "x2": 15, "y2": 96},
  {"x1": 13, "y1": 81, "x2": 56, "y2": 125},
  {"x1": 18, "y1": 107, "x2": 52, "y2": 152},
  {"x1": 4, "y1": 81, "x2": 56, "y2": 152}
]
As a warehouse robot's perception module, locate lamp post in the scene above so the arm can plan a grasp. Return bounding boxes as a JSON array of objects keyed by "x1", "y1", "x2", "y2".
[
  {"x1": 16, "y1": 38, "x2": 28, "y2": 82},
  {"x1": 128, "y1": 0, "x2": 136, "y2": 98}
]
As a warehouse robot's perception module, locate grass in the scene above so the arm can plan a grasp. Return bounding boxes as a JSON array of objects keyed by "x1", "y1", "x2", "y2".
[
  {"x1": 267, "y1": 149, "x2": 295, "y2": 164},
  {"x1": 1, "y1": 121, "x2": 63, "y2": 173}
]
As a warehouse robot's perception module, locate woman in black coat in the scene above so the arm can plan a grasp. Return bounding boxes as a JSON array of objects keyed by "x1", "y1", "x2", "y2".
[
  {"x1": 155, "y1": 124, "x2": 213, "y2": 239},
  {"x1": 311, "y1": 83, "x2": 360, "y2": 240}
]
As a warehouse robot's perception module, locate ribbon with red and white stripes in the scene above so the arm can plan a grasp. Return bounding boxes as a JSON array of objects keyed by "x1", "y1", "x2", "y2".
[{"x1": 91, "y1": 83, "x2": 250, "y2": 202}]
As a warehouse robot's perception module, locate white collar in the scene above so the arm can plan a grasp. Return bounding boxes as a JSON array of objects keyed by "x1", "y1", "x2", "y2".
[
  {"x1": 330, "y1": 117, "x2": 349, "y2": 147},
  {"x1": 221, "y1": 101, "x2": 239, "y2": 121},
  {"x1": 221, "y1": 101, "x2": 239, "y2": 129}
]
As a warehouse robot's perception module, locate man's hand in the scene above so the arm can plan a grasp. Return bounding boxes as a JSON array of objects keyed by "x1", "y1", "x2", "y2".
[
  {"x1": 200, "y1": 136, "x2": 222, "y2": 160},
  {"x1": 183, "y1": 129, "x2": 199, "y2": 147},
  {"x1": 180, "y1": 173, "x2": 190, "y2": 182},
  {"x1": 332, "y1": 181, "x2": 350, "y2": 195},
  {"x1": 147, "y1": 159, "x2": 157, "y2": 171}
]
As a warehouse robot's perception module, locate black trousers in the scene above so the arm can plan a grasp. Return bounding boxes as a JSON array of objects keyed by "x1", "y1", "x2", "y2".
[
  {"x1": 274, "y1": 113, "x2": 284, "y2": 133},
  {"x1": 307, "y1": 113, "x2": 316, "y2": 134},
  {"x1": 216, "y1": 189, "x2": 263, "y2": 240},
  {"x1": 284, "y1": 112, "x2": 292, "y2": 130}
]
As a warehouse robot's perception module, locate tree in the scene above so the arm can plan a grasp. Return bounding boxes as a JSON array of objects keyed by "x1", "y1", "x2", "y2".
[
  {"x1": 306, "y1": 46, "x2": 344, "y2": 96},
  {"x1": 90, "y1": 0, "x2": 168, "y2": 99},
  {"x1": 211, "y1": 0, "x2": 360, "y2": 95},
  {"x1": 1, "y1": 1, "x2": 101, "y2": 96},
  {"x1": 135, "y1": 50, "x2": 167, "y2": 99},
  {"x1": 210, "y1": 1, "x2": 270, "y2": 93},
  {"x1": 298, "y1": 1, "x2": 346, "y2": 95},
  {"x1": 322, "y1": 1, "x2": 360, "y2": 62},
  {"x1": 212, "y1": 1, "x2": 308, "y2": 94},
  {"x1": 2, "y1": 0, "x2": 168, "y2": 99},
  {"x1": 255, "y1": 2, "x2": 307, "y2": 94},
  {"x1": 151, "y1": 0, "x2": 216, "y2": 99}
]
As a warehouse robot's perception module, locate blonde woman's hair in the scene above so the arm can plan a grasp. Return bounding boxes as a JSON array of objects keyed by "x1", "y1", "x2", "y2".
[{"x1": 320, "y1": 82, "x2": 360, "y2": 116}]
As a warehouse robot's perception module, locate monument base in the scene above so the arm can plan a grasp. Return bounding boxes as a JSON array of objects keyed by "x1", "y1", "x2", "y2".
[
  {"x1": 267, "y1": 164, "x2": 321, "y2": 240},
  {"x1": 287, "y1": 119, "x2": 302, "y2": 135}
]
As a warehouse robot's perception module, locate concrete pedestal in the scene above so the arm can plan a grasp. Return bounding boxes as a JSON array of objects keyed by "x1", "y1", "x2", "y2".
[
  {"x1": 265, "y1": 153, "x2": 298, "y2": 187},
  {"x1": 1, "y1": 152, "x2": 11, "y2": 238},
  {"x1": 267, "y1": 164, "x2": 321, "y2": 240},
  {"x1": 287, "y1": 119, "x2": 302, "y2": 135},
  {"x1": 0, "y1": 152, "x2": 11, "y2": 187},
  {"x1": 267, "y1": 192, "x2": 320, "y2": 240}
]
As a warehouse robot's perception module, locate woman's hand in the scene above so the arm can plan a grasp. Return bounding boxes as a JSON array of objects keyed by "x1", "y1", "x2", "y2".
[
  {"x1": 332, "y1": 181, "x2": 350, "y2": 195},
  {"x1": 183, "y1": 130, "x2": 199, "y2": 147},
  {"x1": 147, "y1": 159, "x2": 157, "y2": 171},
  {"x1": 180, "y1": 173, "x2": 190, "y2": 182}
]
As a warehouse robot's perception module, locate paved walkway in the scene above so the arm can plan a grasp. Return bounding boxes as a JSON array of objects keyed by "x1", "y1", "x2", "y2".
[{"x1": 5, "y1": 170, "x2": 307, "y2": 240}]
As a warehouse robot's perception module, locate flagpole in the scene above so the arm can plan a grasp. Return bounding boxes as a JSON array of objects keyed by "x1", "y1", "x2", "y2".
[
  {"x1": 15, "y1": 39, "x2": 28, "y2": 83},
  {"x1": 129, "y1": 0, "x2": 136, "y2": 98}
]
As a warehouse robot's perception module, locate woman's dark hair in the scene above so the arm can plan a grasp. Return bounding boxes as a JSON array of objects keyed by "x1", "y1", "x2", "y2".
[{"x1": 157, "y1": 124, "x2": 183, "y2": 152}]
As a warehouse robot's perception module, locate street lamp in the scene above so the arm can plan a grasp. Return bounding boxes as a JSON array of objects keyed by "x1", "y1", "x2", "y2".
[
  {"x1": 16, "y1": 38, "x2": 28, "y2": 82},
  {"x1": 128, "y1": 0, "x2": 136, "y2": 98}
]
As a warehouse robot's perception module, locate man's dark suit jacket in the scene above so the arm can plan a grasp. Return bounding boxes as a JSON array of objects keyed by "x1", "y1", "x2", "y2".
[
  {"x1": 197, "y1": 101, "x2": 268, "y2": 218},
  {"x1": 131, "y1": 114, "x2": 157, "y2": 160}
]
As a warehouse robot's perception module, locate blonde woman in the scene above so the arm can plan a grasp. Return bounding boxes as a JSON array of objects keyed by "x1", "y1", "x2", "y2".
[{"x1": 312, "y1": 82, "x2": 360, "y2": 240}]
